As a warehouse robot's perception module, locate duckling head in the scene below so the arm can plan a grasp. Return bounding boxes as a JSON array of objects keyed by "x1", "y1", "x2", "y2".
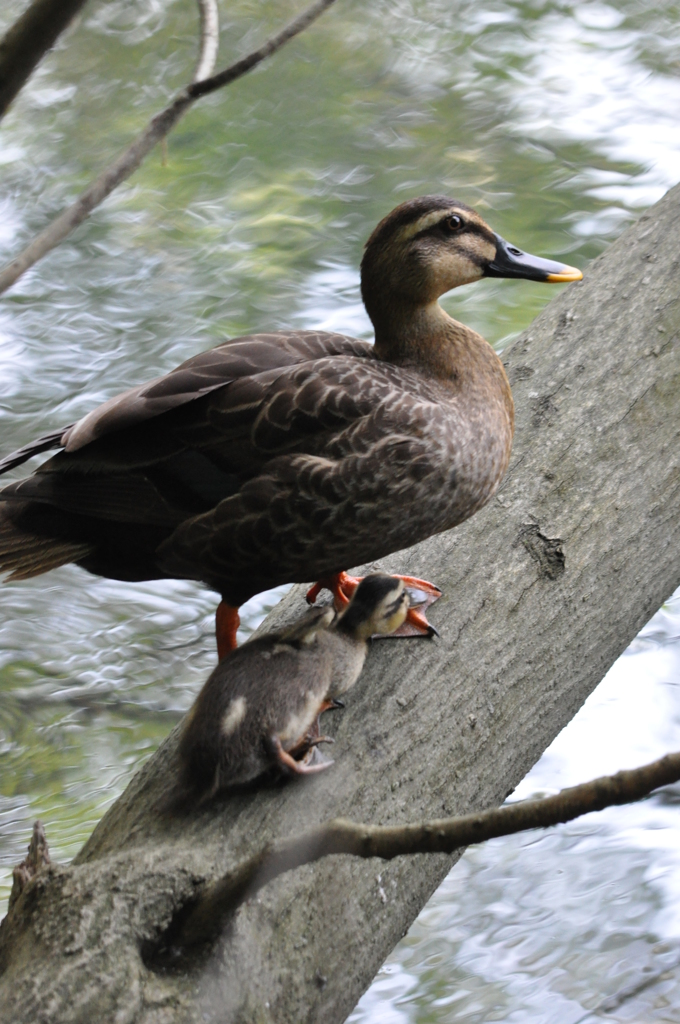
[
  {"x1": 336, "y1": 573, "x2": 409, "y2": 641},
  {"x1": 361, "y1": 195, "x2": 582, "y2": 346}
]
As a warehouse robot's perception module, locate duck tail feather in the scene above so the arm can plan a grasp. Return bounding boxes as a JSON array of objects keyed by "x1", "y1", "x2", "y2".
[
  {"x1": 0, "y1": 503, "x2": 91, "y2": 579},
  {"x1": 0, "y1": 428, "x2": 69, "y2": 477}
]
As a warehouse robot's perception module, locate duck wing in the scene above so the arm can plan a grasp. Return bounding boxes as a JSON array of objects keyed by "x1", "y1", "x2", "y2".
[
  {"x1": 158, "y1": 356, "x2": 456, "y2": 604},
  {"x1": 62, "y1": 331, "x2": 371, "y2": 452},
  {"x1": 0, "y1": 331, "x2": 367, "y2": 474}
]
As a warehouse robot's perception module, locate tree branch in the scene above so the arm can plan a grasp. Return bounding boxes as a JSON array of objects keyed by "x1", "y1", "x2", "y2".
[
  {"x1": 0, "y1": 0, "x2": 338, "y2": 297},
  {"x1": 165, "y1": 750, "x2": 680, "y2": 954},
  {"x1": 0, "y1": 0, "x2": 89, "y2": 120},
  {"x1": 185, "y1": 0, "x2": 337, "y2": 100}
]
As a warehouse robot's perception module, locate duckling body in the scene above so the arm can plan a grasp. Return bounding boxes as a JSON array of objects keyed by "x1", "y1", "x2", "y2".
[
  {"x1": 0, "y1": 196, "x2": 581, "y2": 649},
  {"x1": 177, "y1": 574, "x2": 408, "y2": 797}
]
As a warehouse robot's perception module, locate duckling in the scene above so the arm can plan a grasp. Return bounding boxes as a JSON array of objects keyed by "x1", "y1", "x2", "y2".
[
  {"x1": 0, "y1": 197, "x2": 581, "y2": 656},
  {"x1": 176, "y1": 573, "x2": 409, "y2": 799}
]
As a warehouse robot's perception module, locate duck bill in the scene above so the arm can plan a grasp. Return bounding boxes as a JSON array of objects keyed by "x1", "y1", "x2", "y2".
[{"x1": 485, "y1": 234, "x2": 583, "y2": 283}]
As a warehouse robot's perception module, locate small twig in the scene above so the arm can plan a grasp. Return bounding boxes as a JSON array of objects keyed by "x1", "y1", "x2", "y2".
[
  {"x1": 185, "y1": 0, "x2": 336, "y2": 100},
  {"x1": 0, "y1": 0, "x2": 338, "y2": 297},
  {"x1": 169, "y1": 750, "x2": 680, "y2": 952},
  {"x1": 192, "y1": 0, "x2": 219, "y2": 84}
]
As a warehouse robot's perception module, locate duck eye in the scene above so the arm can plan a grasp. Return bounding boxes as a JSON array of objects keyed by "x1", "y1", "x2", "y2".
[{"x1": 444, "y1": 215, "x2": 463, "y2": 233}]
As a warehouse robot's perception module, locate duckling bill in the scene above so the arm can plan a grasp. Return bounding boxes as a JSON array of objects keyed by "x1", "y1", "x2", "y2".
[
  {"x1": 0, "y1": 196, "x2": 582, "y2": 658},
  {"x1": 177, "y1": 574, "x2": 409, "y2": 799}
]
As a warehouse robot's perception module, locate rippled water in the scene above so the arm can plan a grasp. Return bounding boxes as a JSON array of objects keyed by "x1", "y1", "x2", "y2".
[{"x1": 0, "y1": 0, "x2": 679, "y2": 1019}]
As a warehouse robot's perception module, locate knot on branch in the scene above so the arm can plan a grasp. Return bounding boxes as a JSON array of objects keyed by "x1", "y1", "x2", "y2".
[
  {"x1": 518, "y1": 524, "x2": 565, "y2": 580},
  {"x1": 8, "y1": 820, "x2": 51, "y2": 914}
]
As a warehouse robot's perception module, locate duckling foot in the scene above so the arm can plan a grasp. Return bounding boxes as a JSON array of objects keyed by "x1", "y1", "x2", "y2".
[
  {"x1": 303, "y1": 745, "x2": 335, "y2": 770},
  {"x1": 216, "y1": 602, "x2": 240, "y2": 661},
  {"x1": 319, "y1": 698, "x2": 345, "y2": 713},
  {"x1": 288, "y1": 729, "x2": 334, "y2": 760},
  {"x1": 286, "y1": 699, "x2": 343, "y2": 764},
  {"x1": 267, "y1": 734, "x2": 334, "y2": 776}
]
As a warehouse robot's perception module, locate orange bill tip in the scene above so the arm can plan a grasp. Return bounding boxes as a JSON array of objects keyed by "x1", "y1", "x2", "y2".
[{"x1": 545, "y1": 265, "x2": 583, "y2": 283}]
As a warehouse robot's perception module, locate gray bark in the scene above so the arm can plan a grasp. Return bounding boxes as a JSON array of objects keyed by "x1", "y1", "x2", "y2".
[
  {"x1": 0, "y1": 0, "x2": 88, "y2": 119},
  {"x1": 1, "y1": 180, "x2": 679, "y2": 1023}
]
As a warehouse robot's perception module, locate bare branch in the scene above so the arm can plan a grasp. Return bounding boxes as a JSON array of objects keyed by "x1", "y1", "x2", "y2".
[
  {"x1": 0, "y1": 0, "x2": 338, "y2": 297},
  {"x1": 192, "y1": 0, "x2": 219, "y2": 84},
  {"x1": 186, "y1": 0, "x2": 337, "y2": 100},
  {"x1": 0, "y1": 0, "x2": 89, "y2": 120},
  {"x1": 167, "y1": 750, "x2": 680, "y2": 953}
]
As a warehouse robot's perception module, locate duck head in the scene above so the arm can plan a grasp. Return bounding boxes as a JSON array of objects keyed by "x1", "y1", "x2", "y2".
[
  {"x1": 361, "y1": 195, "x2": 582, "y2": 354},
  {"x1": 336, "y1": 573, "x2": 410, "y2": 641}
]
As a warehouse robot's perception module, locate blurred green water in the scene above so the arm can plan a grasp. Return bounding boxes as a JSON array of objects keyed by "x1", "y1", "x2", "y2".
[{"x1": 0, "y1": 0, "x2": 679, "y2": 1019}]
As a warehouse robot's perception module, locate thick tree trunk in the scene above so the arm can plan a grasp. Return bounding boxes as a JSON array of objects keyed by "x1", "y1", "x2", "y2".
[
  {"x1": 0, "y1": 0, "x2": 88, "y2": 119},
  {"x1": 1, "y1": 181, "x2": 679, "y2": 1023}
]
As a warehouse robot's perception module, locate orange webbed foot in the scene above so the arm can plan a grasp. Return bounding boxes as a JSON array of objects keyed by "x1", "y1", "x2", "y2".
[
  {"x1": 395, "y1": 575, "x2": 442, "y2": 599},
  {"x1": 398, "y1": 601, "x2": 440, "y2": 638},
  {"x1": 389, "y1": 576, "x2": 442, "y2": 638},
  {"x1": 306, "y1": 571, "x2": 361, "y2": 610}
]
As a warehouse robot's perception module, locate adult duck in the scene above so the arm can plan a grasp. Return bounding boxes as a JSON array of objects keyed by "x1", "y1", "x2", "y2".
[{"x1": 0, "y1": 196, "x2": 581, "y2": 656}]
